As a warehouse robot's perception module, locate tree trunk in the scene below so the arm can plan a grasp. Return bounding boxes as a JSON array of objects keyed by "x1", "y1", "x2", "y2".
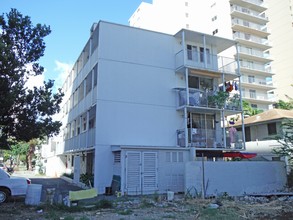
[{"x1": 27, "y1": 143, "x2": 35, "y2": 171}]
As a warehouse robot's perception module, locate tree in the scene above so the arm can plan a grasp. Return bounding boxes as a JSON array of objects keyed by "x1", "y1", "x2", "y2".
[
  {"x1": 0, "y1": 9, "x2": 63, "y2": 149},
  {"x1": 274, "y1": 100, "x2": 293, "y2": 110},
  {"x1": 242, "y1": 100, "x2": 263, "y2": 117},
  {"x1": 273, "y1": 120, "x2": 293, "y2": 158}
]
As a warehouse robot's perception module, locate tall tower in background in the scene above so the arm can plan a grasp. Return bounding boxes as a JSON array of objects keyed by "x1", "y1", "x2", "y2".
[
  {"x1": 129, "y1": 0, "x2": 275, "y2": 111},
  {"x1": 266, "y1": 0, "x2": 293, "y2": 101}
]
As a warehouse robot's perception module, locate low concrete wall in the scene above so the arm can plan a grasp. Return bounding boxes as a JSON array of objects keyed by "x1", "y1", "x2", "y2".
[{"x1": 185, "y1": 161, "x2": 287, "y2": 197}]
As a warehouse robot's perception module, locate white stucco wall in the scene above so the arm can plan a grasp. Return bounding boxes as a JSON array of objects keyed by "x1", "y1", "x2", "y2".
[{"x1": 185, "y1": 161, "x2": 287, "y2": 196}]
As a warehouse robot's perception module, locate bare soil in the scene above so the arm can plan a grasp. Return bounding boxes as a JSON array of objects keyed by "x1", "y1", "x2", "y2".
[{"x1": 1, "y1": 195, "x2": 293, "y2": 220}]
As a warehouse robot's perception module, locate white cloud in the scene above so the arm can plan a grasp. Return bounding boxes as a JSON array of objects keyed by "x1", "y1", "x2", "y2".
[{"x1": 53, "y1": 60, "x2": 73, "y2": 89}]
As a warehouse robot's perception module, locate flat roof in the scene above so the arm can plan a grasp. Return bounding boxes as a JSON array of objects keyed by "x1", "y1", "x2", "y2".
[{"x1": 174, "y1": 29, "x2": 236, "y2": 53}]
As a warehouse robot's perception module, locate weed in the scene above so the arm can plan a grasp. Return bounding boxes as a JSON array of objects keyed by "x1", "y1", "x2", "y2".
[
  {"x1": 79, "y1": 216, "x2": 90, "y2": 220},
  {"x1": 64, "y1": 216, "x2": 75, "y2": 220},
  {"x1": 140, "y1": 198, "x2": 154, "y2": 208},
  {"x1": 117, "y1": 209, "x2": 133, "y2": 215},
  {"x1": 97, "y1": 199, "x2": 113, "y2": 209},
  {"x1": 162, "y1": 214, "x2": 176, "y2": 219}
]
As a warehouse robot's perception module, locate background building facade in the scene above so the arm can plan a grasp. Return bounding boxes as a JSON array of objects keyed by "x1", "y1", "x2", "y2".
[{"x1": 129, "y1": 0, "x2": 276, "y2": 111}]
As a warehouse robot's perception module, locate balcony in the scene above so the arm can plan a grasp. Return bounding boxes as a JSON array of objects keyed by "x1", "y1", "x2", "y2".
[
  {"x1": 232, "y1": 18, "x2": 269, "y2": 38},
  {"x1": 231, "y1": 5, "x2": 268, "y2": 24},
  {"x1": 177, "y1": 128, "x2": 244, "y2": 149},
  {"x1": 230, "y1": 0, "x2": 267, "y2": 12},
  {"x1": 175, "y1": 50, "x2": 238, "y2": 76},
  {"x1": 233, "y1": 32, "x2": 271, "y2": 50},
  {"x1": 176, "y1": 89, "x2": 242, "y2": 112},
  {"x1": 239, "y1": 60, "x2": 273, "y2": 76},
  {"x1": 242, "y1": 91, "x2": 275, "y2": 104},
  {"x1": 241, "y1": 76, "x2": 274, "y2": 90},
  {"x1": 238, "y1": 46, "x2": 272, "y2": 63}
]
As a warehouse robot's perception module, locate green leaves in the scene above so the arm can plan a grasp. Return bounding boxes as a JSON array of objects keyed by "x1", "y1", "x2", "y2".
[{"x1": 0, "y1": 9, "x2": 63, "y2": 148}]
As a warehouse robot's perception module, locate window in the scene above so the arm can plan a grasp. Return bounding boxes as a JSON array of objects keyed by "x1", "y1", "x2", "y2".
[
  {"x1": 268, "y1": 122, "x2": 277, "y2": 135},
  {"x1": 76, "y1": 116, "x2": 81, "y2": 135},
  {"x1": 88, "y1": 105, "x2": 96, "y2": 129},
  {"x1": 186, "y1": 24, "x2": 190, "y2": 29},
  {"x1": 249, "y1": 89, "x2": 256, "y2": 99},
  {"x1": 82, "y1": 113, "x2": 87, "y2": 132},
  {"x1": 93, "y1": 64, "x2": 98, "y2": 87},
  {"x1": 71, "y1": 120, "x2": 75, "y2": 137},
  {"x1": 187, "y1": 45, "x2": 198, "y2": 61},
  {"x1": 74, "y1": 89, "x2": 78, "y2": 106},
  {"x1": 185, "y1": 2, "x2": 188, "y2": 6},
  {"x1": 86, "y1": 71, "x2": 92, "y2": 95},
  {"x1": 200, "y1": 47, "x2": 211, "y2": 64},
  {"x1": 185, "y1": 13, "x2": 189, "y2": 18},
  {"x1": 211, "y1": 15, "x2": 217, "y2": 21},
  {"x1": 188, "y1": 75, "x2": 199, "y2": 89},
  {"x1": 251, "y1": 104, "x2": 257, "y2": 108},
  {"x1": 248, "y1": 75, "x2": 255, "y2": 83},
  {"x1": 212, "y1": 29, "x2": 218, "y2": 35},
  {"x1": 78, "y1": 81, "x2": 84, "y2": 102}
]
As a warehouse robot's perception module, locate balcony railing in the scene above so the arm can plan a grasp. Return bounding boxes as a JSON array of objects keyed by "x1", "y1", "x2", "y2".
[
  {"x1": 239, "y1": 60, "x2": 271, "y2": 73},
  {"x1": 177, "y1": 128, "x2": 244, "y2": 149},
  {"x1": 243, "y1": 0, "x2": 266, "y2": 6},
  {"x1": 242, "y1": 91, "x2": 275, "y2": 101},
  {"x1": 233, "y1": 32, "x2": 270, "y2": 46},
  {"x1": 238, "y1": 46, "x2": 270, "y2": 59},
  {"x1": 177, "y1": 89, "x2": 242, "y2": 111},
  {"x1": 231, "y1": 5, "x2": 267, "y2": 21},
  {"x1": 175, "y1": 50, "x2": 238, "y2": 75},
  {"x1": 232, "y1": 18, "x2": 268, "y2": 33},
  {"x1": 241, "y1": 76, "x2": 273, "y2": 87}
]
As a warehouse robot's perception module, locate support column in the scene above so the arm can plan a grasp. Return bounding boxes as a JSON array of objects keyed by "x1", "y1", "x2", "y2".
[
  {"x1": 184, "y1": 108, "x2": 188, "y2": 148},
  {"x1": 236, "y1": 43, "x2": 246, "y2": 149}
]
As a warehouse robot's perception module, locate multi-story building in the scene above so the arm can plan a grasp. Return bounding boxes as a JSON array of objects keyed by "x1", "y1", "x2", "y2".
[
  {"x1": 46, "y1": 21, "x2": 245, "y2": 195},
  {"x1": 266, "y1": 0, "x2": 293, "y2": 101},
  {"x1": 129, "y1": 0, "x2": 275, "y2": 111}
]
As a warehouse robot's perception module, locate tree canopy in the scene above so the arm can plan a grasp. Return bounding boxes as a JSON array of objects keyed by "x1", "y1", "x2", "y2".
[{"x1": 0, "y1": 9, "x2": 63, "y2": 149}]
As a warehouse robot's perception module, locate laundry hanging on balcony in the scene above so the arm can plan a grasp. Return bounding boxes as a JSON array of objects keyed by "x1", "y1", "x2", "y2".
[{"x1": 225, "y1": 81, "x2": 238, "y2": 92}]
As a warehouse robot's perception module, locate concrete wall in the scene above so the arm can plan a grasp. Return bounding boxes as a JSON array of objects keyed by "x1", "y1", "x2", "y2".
[{"x1": 185, "y1": 161, "x2": 287, "y2": 196}]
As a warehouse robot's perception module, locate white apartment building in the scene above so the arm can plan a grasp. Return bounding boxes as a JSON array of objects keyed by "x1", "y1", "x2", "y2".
[
  {"x1": 129, "y1": 0, "x2": 275, "y2": 111},
  {"x1": 266, "y1": 0, "x2": 293, "y2": 101},
  {"x1": 45, "y1": 21, "x2": 246, "y2": 195}
]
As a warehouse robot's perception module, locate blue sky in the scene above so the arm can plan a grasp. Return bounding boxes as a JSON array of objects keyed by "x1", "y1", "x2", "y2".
[{"x1": 1, "y1": 0, "x2": 151, "y2": 88}]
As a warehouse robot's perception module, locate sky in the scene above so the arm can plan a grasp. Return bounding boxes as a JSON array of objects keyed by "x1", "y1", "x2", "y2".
[{"x1": 1, "y1": 0, "x2": 151, "y2": 89}]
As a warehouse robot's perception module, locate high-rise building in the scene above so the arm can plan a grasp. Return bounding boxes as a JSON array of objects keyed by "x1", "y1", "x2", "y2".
[
  {"x1": 266, "y1": 0, "x2": 293, "y2": 101},
  {"x1": 129, "y1": 0, "x2": 275, "y2": 111}
]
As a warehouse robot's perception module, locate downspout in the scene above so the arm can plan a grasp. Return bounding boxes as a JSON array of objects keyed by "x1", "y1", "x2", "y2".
[{"x1": 236, "y1": 42, "x2": 246, "y2": 150}]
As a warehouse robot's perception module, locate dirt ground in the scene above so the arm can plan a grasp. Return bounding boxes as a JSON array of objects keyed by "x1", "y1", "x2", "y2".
[{"x1": 1, "y1": 194, "x2": 293, "y2": 220}]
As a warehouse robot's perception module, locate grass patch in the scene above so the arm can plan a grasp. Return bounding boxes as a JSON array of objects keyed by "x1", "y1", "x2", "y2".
[
  {"x1": 96, "y1": 199, "x2": 113, "y2": 209},
  {"x1": 200, "y1": 207, "x2": 242, "y2": 220},
  {"x1": 116, "y1": 209, "x2": 133, "y2": 215}
]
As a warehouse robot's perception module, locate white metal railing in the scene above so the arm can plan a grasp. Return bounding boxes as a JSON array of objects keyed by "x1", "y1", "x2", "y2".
[
  {"x1": 175, "y1": 50, "x2": 238, "y2": 75},
  {"x1": 177, "y1": 128, "x2": 244, "y2": 149},
  {"x1": 232, "y1": 18, "x2": 267, "y2": 32},
  {"x1": 242, "y1": 91, "x2": 275, "y2": 101},
  {"x1": 241, "y1": 76, "x2": 273, "y2": 86},
  {"x1": 238, "y1": 46, "x2": 270, "y2": 59},
  {"x1": 231, "y1": 5, "x2": 267, "y2": 20},
  {"x1": 177, "y1": 89, "x2": 242, "y2": 111},
  {"x1": 243, "y1": 0, "x2": 266, "y2": 7},
  {"x1": 239, "y1": 60, "x2": 271, "y2": 73},
  {"x1": 233, "y1": 32, "x2": 270, "y2": 46}
]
